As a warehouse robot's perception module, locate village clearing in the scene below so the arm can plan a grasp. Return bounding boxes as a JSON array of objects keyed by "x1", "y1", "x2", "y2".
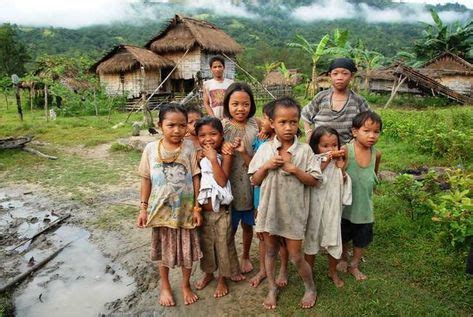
[{"x1": 0, "y1": 98, "x2": 472, "y2": 316}]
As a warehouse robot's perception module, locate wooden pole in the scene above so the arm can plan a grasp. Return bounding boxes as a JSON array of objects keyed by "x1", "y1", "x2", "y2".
[
  {"x1": 44, "y1": 85, "x2": 49, "y2": 122},
  {"x1": 384, "y1": 75, "x2": 407, "y2": 109},
  {"x1": 93, "y1": 89, "x2": 98, "y2": 116},
  {"x1": 15, "y1": 84, "x2": 23, "y2": 121}
]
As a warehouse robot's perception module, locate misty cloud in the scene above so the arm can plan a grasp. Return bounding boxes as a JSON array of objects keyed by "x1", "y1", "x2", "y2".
[{"x1": 291, "y1": 0, "x2": 471, "y2": 23}]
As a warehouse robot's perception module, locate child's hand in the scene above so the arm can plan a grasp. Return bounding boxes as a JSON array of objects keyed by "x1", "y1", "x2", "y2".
[
  {"x1": 202, "y1": 144, "x2": 218, "y2": 162},
  {"x1": 193, "y1": 210, "x2": 203, "y2": 227},
  {"x1": 196, "y1": 149, "x2": 204, "y2": 162},
  {"x1": 282, "y1": 161, "x2": 297, "y2": 174},
  {"x1": 221, "y1": 142, "x2": 234, "y2": 156},
  {"x1": 335, "y1": 156, "x2": 345, "y2": 169},
  {"x1": 264, "y1": 155, "x2": 284, "y2": 170},
  {"x1": 258, "y1": 130, "x2": 270, "y2": 140},
  {"x1": 136, "y1": 210, "x2": 147, "y2": 228},
  {"x1": 233, "y1": 137, "x2": 247, "y2": 154}
]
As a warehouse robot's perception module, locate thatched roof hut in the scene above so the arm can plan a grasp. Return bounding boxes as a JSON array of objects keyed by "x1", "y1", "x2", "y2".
[
  {"x1": 91, "y1": 45, "x2": 175, "y2": 98},
  {"x1": 145, "y1": 15, "x2": 243, "y2": 92},
  {"x1": 262, "y1": 69, "x2": 302, "y2": 87}
]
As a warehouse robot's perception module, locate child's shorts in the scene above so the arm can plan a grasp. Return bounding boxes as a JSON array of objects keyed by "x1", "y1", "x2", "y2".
[
  {"x1": 199, "y1": 209, "x2": 240, "y2": 277},
  {"x1": 231, "y1": 208, "x2": 255, "y2": 232},
  {"x1": 341, "y1": 218, "x2": 373, "y2": 248}
]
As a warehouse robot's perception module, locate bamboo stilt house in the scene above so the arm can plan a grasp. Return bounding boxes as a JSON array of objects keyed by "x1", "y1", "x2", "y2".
[
  {"x1": 145, "y1": 14, "x2": 243, "y2": 93},
  {"x1": 91, "y1": 45, "x2": 175, "y2": 98}
]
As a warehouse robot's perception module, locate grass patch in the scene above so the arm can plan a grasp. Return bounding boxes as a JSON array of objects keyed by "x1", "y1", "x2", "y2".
[
  {"x1": 89, "y1": 204, "x2": 137, "y2": 230},
  {"x1": 0, "y1": 292, "x2": 14, "y2": 317}
]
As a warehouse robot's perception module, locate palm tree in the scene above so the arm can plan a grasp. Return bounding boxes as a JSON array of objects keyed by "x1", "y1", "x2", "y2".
[{"x1": 288, "y1": 33, "x2": 330, "y2": 97}]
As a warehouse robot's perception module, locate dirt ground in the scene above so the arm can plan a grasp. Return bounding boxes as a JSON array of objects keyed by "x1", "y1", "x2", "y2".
[{"x1": 0, "y1": 142, "x2": 273, "y2": 316}]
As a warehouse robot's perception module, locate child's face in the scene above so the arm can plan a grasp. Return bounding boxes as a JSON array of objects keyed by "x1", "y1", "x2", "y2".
[
  {"x1": 330, "y1": 67, "x2": 353, "y2": 90},
  {"x1": 352, "y1": 119, "x2": 381, "y2": 148},
  {"x1": 270, "y1": 106, "x2": 299, "y2": 142},
  {"x1": 159, "y1": 112, "x2": 188, "y2": 144},
  {"x1": 197, "y1": 124, "x2": 223, "y2": 150},
  {"x1": 260, "y1": 113, "x2": 272, "y2": 133},
  {"x1": 187, "y1": 112, "x2": 202, "y2": 136},
  {"x1": 229, "y1": 91, "x2": 251, "y2": 123},
  {"x1": 317, "y1": 133, "x2": 339, "y2": 154},
  {"x1": 211, "y1": 61, "x2": 225, "y2": 79}
]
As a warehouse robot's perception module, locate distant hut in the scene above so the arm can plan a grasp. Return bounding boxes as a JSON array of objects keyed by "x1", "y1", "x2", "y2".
[
  {"x1": 145, "y1": 14, "x2": 243, "y2": 93},
  {"x1": 262, "y1": 69, "x2": 302, "y2": 87},
  {"x1": 91, "y1": 45, "x2": 175, "y2": 98},
  {"x1": 360, "y1": 67, "x2": 421, "y2": 94},
  {"x1": 419, "y1": 52, "x2": 472, "y2": 97}
]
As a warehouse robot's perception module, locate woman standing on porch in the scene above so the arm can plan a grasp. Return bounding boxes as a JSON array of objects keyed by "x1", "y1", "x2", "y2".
[{"x1": 301, "y1": 58, "x2": 369, "y2": 145}]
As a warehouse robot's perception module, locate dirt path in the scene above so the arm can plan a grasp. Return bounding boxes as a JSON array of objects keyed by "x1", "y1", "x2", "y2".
[{"x1": 1, "y1": 142, "x2": 273, "y2": 316}]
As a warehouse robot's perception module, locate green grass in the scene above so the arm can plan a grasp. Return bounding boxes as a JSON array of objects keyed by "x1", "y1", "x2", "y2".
[{"x1": 88, "y1": 204, "x2": 137, "y2": 230}]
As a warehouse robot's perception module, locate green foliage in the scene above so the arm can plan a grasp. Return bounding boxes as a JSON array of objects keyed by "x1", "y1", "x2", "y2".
[
  {"x1": 429, "y1": 169, "x2": 473, "y2": 248},
  {"x1": 0, "y1": 23, "x2": 30, "y2": 76},
  {"x1": 393, "y1": 174, "x2": 429, "y2": 220}
]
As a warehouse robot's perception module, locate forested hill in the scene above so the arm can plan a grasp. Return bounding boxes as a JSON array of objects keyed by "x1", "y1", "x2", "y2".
[{"x1": 11, "y1": 0, "x2": 472, "y2": 76}]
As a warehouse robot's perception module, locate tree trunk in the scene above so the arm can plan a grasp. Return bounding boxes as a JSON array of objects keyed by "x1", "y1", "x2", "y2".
[
  {"x1": 3, "y1": 93, "x2": 8, "y2": 110},
  {"x1": 309, "y1": 63, "x2": 318, "y2": 97},
  {"x1": 44, "y1": 85, "x2": 49, "y2": 122},
  {"x1": 93, "y1": 89, "x2": 98, "y2": 116},
  {"x1": 15, "y1": 85, "x2": 23, "y2": 121}
]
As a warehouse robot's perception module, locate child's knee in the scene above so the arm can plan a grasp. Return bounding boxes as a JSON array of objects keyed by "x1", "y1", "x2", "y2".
[
  {"x1": 266, "y1": 246, "x2": 279, "y2": 258},
  {"x1": 289, "y1": 252, "x2": 304, "y2": 265}
]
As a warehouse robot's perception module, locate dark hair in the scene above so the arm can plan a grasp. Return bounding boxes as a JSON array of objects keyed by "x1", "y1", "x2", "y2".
[
  {"x1": 209, "y1": 55, "x2": 225, "y2": 68},
  {"x1": 195, "y1": 116, "x2": 224, "y2": 135},
  {"x1": 309, "y1": 126, "x2": 341, "y2": 154},
  {"x1": 158, "y1": 103, "x2": 187, "y2": 124},
  {"x1": 268, "y1": 96, "x2": 301, "y2": 120},
  {"x1": 352, "y1": 110, "x2": 383, "y2": 131},
  {"x1": 186, "y1": 105, "x2": 203, "y2": 117},
  {"x1": 223, "y1": 82, "x2": 256, "y2": 119},
  {"x1": 262, "y1": 100, "x2": 276, "y2": 117}
]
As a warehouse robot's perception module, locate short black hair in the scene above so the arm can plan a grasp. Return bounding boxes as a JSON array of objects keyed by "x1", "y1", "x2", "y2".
[
  {"x1": 309, "y1": 126, "x2": 341, "y2": 154},
  {"x1": 352, "y1": 110, "x2": 383, "y2": 131},
  {"x1": 268, "y1": 96, "x2": 301, "y2": 120},
  {"x1": 158, "y1": 103, "x2": 187, "y2": 124},
  {"x1": 186, "y1": 105, "x2": 203, "y2": 117},
  {"x1": 209, "y1": 56, "x2": 225, "y2": 68},
  {"x1": 223, "y1": 82, "x2": 256, "y2": 119},
  {"x1": 262, "y1": 100, "x2": 276, "y2": 117},
  {"x1": 195, "y1": 116, "x2": 224, "y2": 135}
]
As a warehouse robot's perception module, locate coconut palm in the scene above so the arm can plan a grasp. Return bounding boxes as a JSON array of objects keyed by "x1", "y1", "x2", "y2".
[{"x1": 288, "y1": 33, "x2": 330, "y2": 96}]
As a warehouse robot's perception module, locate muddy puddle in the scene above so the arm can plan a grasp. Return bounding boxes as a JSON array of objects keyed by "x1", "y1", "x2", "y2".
[{"x1": 0, "y1": 189, "x2": 135, "y2": 316}]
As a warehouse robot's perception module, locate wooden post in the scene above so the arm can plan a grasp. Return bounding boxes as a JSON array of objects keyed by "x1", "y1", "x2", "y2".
[
  {"x1": 384, "y1": 75, "x2": 407, "y2": 109},
  {"x1": 93, "y1": 89, "x2": 98, "y2": 116},
  {"x1": 44, "y1": 85, "x2": 49, "y2": 122},
  {"x1": 15, "y1": 84, "x2": 23, "y2": 121}
]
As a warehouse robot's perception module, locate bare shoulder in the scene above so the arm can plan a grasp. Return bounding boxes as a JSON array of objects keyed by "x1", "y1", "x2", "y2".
[{"x1": 376, "y1": 149, "x2": 382, "y2": 159}]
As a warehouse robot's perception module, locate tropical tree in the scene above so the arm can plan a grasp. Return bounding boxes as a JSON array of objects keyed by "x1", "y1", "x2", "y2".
[
  {"x1": 256, "y1": 61, "x2": 281, "y2": 79},
  {"x1": 288, "y1": 33, "x2": 330, "y2": 96},
  {"x1": 0, "y1": 23, "x2": 30, "y2": 76},
  {"x1": 414, "y1": 9, "x2": 473, "y2": 61},
  {"x1": 0, "y1": 75, "x2": 11, "y2": 109}
]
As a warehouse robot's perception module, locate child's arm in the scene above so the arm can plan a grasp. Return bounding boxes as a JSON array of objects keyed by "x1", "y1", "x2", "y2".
[
  {"x1": 375, "y1": 150, "x2": 382, "y2": 175},
  {"x1": 234, "y1": 137, "x2": 252, "y2": 167},
  {"x1": 192, "y1": 175, "x2": 203, "y2": 226},
  {"x1": 221, "y1": 152, "x2": 233, "y2": 179},
  {"x1": 137, "y1": 177, "x2": 151, "y2": 228},
  {"x1": 203, "y1": 85, "x2": 214, "y2": 116},
  {"x1": 282, "y1": 162, "x2": 320, "y2": 186},
  {"x1": 251, "y1": 155, "x2": 284, "y2": 186},
  {"x1": 202, "y1": 145, "x2": 228, "y2": 187}
]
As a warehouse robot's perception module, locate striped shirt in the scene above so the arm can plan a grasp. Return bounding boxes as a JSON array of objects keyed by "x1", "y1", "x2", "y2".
[{"x1": 301, "y1": 88, "x2": 369, "y2": 144}]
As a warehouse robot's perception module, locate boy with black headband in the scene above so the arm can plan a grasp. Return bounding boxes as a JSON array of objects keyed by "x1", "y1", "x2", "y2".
[{"x1": 301, "y1": 57, "x2": 369, "y2": 145}]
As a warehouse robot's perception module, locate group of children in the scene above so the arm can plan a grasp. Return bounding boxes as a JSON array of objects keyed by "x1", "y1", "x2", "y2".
[{"x1": 136, "y1": 56, "x2": 383, "y2": 310}]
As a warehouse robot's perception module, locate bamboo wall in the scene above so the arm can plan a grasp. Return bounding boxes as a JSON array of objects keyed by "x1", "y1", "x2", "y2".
[
  {"x1": 99, "y1": 69, "x2": 162, "y2": 98},
  {"x1": 200, "y1": 53, "x2": 236, "y2": 80},
  {"x1": 162, "y1": 49, "x2": 202, "y2": 80},
  {"x1": 437, "y1": 75, "x2": 473, "y2": 97}
]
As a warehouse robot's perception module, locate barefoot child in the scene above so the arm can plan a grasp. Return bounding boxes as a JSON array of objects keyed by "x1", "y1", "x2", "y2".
[
  {"x1": 136, "y1": 104, "x2": 203, "y2": 307},
  {"x1": 193, "y1": 117, "x2": 241, "y2": 298},
  {"x1": 249, "y1": 100, "x2": 289, "y2": 289},
  {"x1": 339, "y1": 110, "x2": 382, "y2": 281},
  {"x1": 249, "y1": 97, "x2": 323, "y2": 309},
  {"x1": 304, "y1": 126, "x2": 352, "y2": 288},
  {"x1": 203, "y1": 55, "x2": 234, "y2": 119},
  {"x1": 222, "y1": 83, "x2": 259, "y2": 277}
]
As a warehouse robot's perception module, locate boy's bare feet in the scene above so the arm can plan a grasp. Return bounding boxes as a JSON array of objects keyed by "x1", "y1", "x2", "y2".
[
  {"x1": 349, "y1": 266, "x2": 367, "y2": 281},
  {"x1": 262, "y1": 287, "x2": 278, "y2": 310},
  {"x1": 240, "y1": 258, "x2": 254, "y2": 273},
  {"x1": 249, "y1": 271, "x2": 266, "y2": 288},
  {"x1": 214, "y1": 276, "x2": 229, "y2": 298},
  {"x1": 194, "y1": 273, "x2": 214, "y2": 290},
  {"x1": 230, "y1": 273, "x2": 246, "y2": 282},
  {"x1": 328, "y1": 272, "x2": 345, "y2": 288},
  {"x1": 275, "y1": 267, "x2": 288, "y2": 287},
  {"x1": 300, "y1": 289, "x2": 317, "y2": 309},
  {"x1": 182, "y1": 285, "x2": 199, "y2": 305},
  {"x1": 159, "y1": 286, "x2": 175, "y2": 307},
  {"x1": 337, "y1": 260, "x2": 348, "y2": 273}
]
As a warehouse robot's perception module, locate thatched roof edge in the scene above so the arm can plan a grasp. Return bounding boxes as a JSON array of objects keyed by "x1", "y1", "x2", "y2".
[{"x1": 422, "y1": 51, "x2": 473, "y2": 70}]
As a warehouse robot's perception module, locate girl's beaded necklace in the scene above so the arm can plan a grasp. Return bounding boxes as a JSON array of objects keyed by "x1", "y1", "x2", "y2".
[{"x1": 157, "y1": 138, "x2": 182, "y2": 164}]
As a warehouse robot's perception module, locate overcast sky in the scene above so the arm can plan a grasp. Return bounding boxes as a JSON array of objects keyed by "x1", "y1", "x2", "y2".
[{"x1": 0, "y1": 0, "x2": 470, "y2": 28}]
